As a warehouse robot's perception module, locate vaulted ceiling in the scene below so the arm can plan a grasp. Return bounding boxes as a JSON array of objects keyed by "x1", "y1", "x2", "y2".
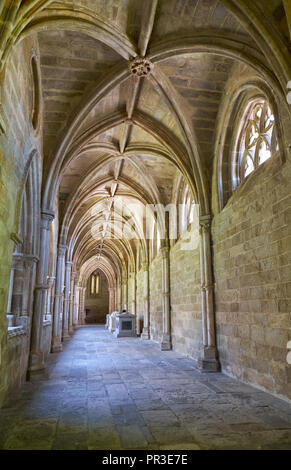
[{"x1": 1, "y1": 0, "x2": 290, "y2": 283}]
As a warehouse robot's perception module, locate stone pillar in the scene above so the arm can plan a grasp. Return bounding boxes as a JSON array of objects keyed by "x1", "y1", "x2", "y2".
[
  {"x1": 45, "y1": 276, "x2": 55, "y2": 320},
  {"x1": 20, "y1": 254, "x2": 39, "y2": 330},
  {"x1": 10, "y1": 253, "x2": 24, "y2": 320},
  {"x1": 130, "y1": 271, "x2": 136, "y2": 315},
  {"x1": 141, "y1": 259, "x2": 150, "y2": 340},
  {"x1": 29, "y1": 209, "x2": 54, "y2": 372},
  {"x1": 160, "y1": 238, "x2": 171, "y2": 351},
  {"x1": 108, "y1": 287, "x2": 115, "y2": 314},
  {"x1": 69, "y1": 271, "x2": 76, "y2": 334},
  {"x1": 6, "y1": 255, "x2": 17, "y2": 327},
  {"x1": 198, "y1": 215, "x2": 220, "y2": 371},
  {"x1": 63, "y1": 261, "x2": 72, "y2": 339},
  {"x1": 79, "y1": 287, "x2": 86, "y2": 325},
  {"x1": 122, "y1": 276, "x2": 128, "y2": 310},
  {"x1": 74, "y1": 286, "x2": 80, "y2": 327},
  {"x1": 117, "y1": 282, "x2": 122, "y2": 311},
  {"x1": 51, "y1": 244, "x2": 67, "y2": 353}
]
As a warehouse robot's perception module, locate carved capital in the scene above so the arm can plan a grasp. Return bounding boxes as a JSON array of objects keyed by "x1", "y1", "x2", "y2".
[
  {"x1": 199, "y1": 214, "x2": 212, "y2": 233},
  {"x1": 129, "y1": 57, "x2": 153, "y2": 77},
  {"x1": 12, "y1": 252, "x2": 23, "y2": 268},
  {"x1": 142, "y1": 266, "x2": 149, "y2": 275},
  {"x1": 58, "y1": 244, "x2": 67, "y2": 257},
  {"x1": 23, "y1": 253, "x2": 39, "y2": 264},
  {"x1": 41, "y1": 209, "x2": 55, "y2": 230},
  {"x1": 47, "y1": 276, "x2": 55, "y2": 288}
]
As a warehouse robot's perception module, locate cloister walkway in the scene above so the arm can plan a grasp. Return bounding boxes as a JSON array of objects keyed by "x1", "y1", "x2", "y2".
[{"x1": 0, "y1": 325, "x2": 291, "y2": 450}]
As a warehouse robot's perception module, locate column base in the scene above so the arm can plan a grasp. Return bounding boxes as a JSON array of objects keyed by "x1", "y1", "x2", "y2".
[
  {"x1": 28, "y1": 351, "x2": 45, "y2": 373},
  {"x1": 160, "y1": 334, "x2": 172, "y2": 351},
  {"x1": 62, "y1": 331, "x2": 70, "y2": 340},
  {"x1": 198, "y1": 346, "x2": 220, "y2": 372},
  {"x1": 141, "y1": 327, "x2": 150, "y2": 340},
  {"x1": 69, "y1": 327, "x2": 74, "y2": 335},
  {"x1": 51, "y1": 338, "x2": 63, "y2": 353}
]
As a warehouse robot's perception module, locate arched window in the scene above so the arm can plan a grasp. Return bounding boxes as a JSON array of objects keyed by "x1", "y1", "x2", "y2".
[
  {"x1": 233, "y1": 99, "x2": 277, "y2": 189},
  {"x1": 156, "y1": 228, "x2": 161, "y2": 253},
  {"x1": 151, "y1": 222, "x2": 156, "y2": 260},
  {"x1": 181, "y1": 185, "x2": 194, "y2": 234},
  {"x1": 90, "y1": 271, "x2": 100, "y2": 295}
]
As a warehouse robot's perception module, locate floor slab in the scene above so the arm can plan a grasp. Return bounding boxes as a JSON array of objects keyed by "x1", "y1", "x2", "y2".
[{"x1": 1, "y1": 325, "x2": 291, "y2": 450}]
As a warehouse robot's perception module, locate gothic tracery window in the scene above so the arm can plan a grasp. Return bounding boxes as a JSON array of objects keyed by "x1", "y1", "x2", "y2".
[
  {"x1": 234, "y1": 99, "x2": 277, "y2": 188},
  {"x1": 90, "y1": 271, "x2": 100, "y2": 295},
  {"x1": 181, "y1": 185, "x2": 194, "y2": 233}
]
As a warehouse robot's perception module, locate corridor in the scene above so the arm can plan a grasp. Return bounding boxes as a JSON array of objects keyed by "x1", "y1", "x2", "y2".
[{"x1": 0, "y1": 326, "x2": 291, "y2": 450}]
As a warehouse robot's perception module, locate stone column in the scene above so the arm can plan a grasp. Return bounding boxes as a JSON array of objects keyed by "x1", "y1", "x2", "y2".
[
  {"x1": 6, "y1": 255, "x2": 17, "y2": 327},
  {"x1": 122, "y1": 276, "x2": 128, "y2": 310},
  {"x1": 74, "y1": 286, "x2": 80, "y2": 327},
  {"x1": 198, "y1": 215, "x2": 220, "y2": 371},
  {"x1": 10, "y1": 253, "x2": 24, "y2": 321},
  {"x1": 160, "y1": 238, "x2": 172, "y2": 351},
  {"x1": 117, "y1": 282, "x2": 122, "y2": 311},
  {"x1": 141, "y1": 259, "x2": 150, "y2": 340},
  {"x1": 69, "y1": 271, "x2": 76, "y2": 334},
  {"x1": 29, "y1": 209, "x2": 54, "y2": 372},
  {"x1": 45, "y1": 276, "x2": 55, "y2": 320},
  {"x1": 79, "y1": 287, "x2": 86, "y2": 325},
  {"x1": 108, "y1": 287, "x2": 114, "y2": 314},
  {"x1": 20, "y1": 254, "x2": 39, "y2": 330},
  {"x1": 130, "y1": 271, "x2": 136, "y2": 315},
  {"x1": 51, "y1": 244, "x2": 67, "y2": 353},
  {"x1": 63, "y1": 261, "x2": 72, "y2": 339}
]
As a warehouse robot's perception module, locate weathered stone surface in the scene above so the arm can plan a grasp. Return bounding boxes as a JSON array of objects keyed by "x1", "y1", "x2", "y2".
[
  {"x1": 0, "y1": 0, "x2": 291, "y2": 447},
  {"x1": 0, "y1": 326, "x2": 290, "y2": 450}
]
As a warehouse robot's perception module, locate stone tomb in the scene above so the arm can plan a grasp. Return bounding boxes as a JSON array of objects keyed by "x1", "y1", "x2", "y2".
[{"x1": 114, "y1": 310, "x2": 136, "y2": 338}]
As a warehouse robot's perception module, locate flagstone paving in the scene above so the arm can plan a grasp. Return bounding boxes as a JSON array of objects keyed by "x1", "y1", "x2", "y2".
[{"x1": 1, "y1": 325, "x2": 291, "y2": 450}]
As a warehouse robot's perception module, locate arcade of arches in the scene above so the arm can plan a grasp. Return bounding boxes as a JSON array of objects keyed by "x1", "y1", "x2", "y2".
[{"x1": 0, "y1": 0, "x2": 291, "y2": 450}]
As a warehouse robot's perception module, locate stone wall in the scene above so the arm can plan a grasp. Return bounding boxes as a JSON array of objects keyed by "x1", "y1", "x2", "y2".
[
  {"x1": 170, "y1": 237, "x2": 202, "y2": 360},
  {"x1": 213, "y1": 154, "x2": 291, "y2": 400},
  {"x1": 0, "y1": 36, "x2": 42, "y2": 406},
  {"x1": 5, "y1": 332, "x2": 30, "y2": 398}
]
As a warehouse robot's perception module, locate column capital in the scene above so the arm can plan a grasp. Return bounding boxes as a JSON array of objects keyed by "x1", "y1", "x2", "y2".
[
  {"x1": 12, "y1": 252, "x2": 24, "y2": 266},
  {"x1": 35, "y1": 283, "x2": 50, "y2": 290},
  {"x1": 23, "y1": 253, "x2": 39, "y2": 264},
  {"x1": 57, "y1": 244, "x2": 67, "y2": 257},
  {"x1": 47, "y1": 276, "x2": 55, "y2": 288},
  {"x1": 141, "y1": 261, "x2": 149, "y2": 271},
  {"x1": 160, "y1": 245, "x2": 169, "y2": 258},
  {"x1": 199, "y1": 214, "x2": 212, "y2": 233},
  {"x1": 41, "y1": 209, "x2": 55, "y2": 230},
  {"x1": 41, "y1": 209, "x2": 55, "y2": 221}
]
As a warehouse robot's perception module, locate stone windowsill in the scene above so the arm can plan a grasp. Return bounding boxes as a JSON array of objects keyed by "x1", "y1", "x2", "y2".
[{"x1": 7, "y1": 326, "x2": 26, "y2": 338}]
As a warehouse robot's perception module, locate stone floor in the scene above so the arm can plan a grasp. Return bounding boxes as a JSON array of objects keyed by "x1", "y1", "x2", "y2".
[{"x1": 1, "y1": 325, "x2": 291, "y2": 450}]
